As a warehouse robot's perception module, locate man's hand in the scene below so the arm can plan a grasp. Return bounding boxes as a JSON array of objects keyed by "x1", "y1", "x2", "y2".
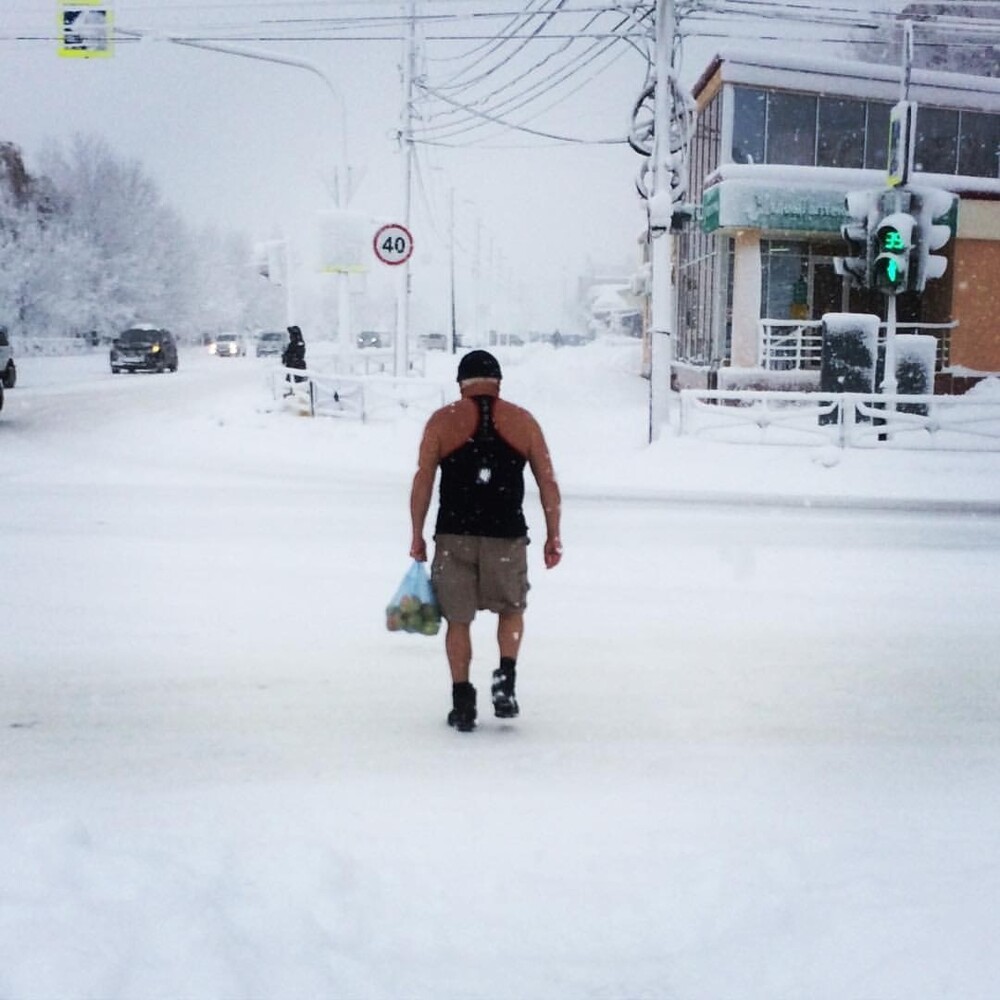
[
  {"x1": 543, "y1": 536, "x2": 562, "y2": 569},
  {"x1": 410, "y1": 536, "x2": 427, "y2": 562}
]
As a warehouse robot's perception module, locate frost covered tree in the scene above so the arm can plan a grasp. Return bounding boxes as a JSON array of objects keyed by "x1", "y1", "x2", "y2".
[
  {"x1": 38, "y1": 134, "x2": 192, "y2": 339},
  {"x1": 0, "y1": 143, "x2": 81, "y2": 340},
  {"x1": 0, "y1": 133, "x2": 284, "y2": 344}
]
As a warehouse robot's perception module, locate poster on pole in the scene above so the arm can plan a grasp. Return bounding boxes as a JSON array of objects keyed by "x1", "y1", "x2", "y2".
[
  {"x1": 319, "y1": 210, "x2": 369, "y2": 275},
  {"x1": 58, "y1": 2, "x2": 113, "y2": 58},
  {"x1": 887, "y1": 101, "x2": 915, "y2": 188}
]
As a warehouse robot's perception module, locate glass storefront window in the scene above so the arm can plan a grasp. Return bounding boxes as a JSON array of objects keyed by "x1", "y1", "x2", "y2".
[
  {"x1": 817, "y1": 97, "x2": 865, "y2": 168},
  {"x1": 732, "y1": 87, "x2": 766, "y2": 164},
  {"x1": 761, "y1": 241, "x2": 808, "y2": 319},
  {"x1": 959, "y1": 111, "x2": 1000, "y2": 178},
  {"x1": 760, "y1": 241, "x2": 844, "y2": 322},
  {"x1": 766, "y1": 92, "x2": 817, "y2": 166},
  {"x1": 915, "y1": 106, "x2": 959, "y2": 174}
]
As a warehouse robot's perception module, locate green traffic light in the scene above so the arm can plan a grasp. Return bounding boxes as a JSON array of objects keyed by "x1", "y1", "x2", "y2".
[
  {"x1": 881, "y1": 229, "x2": 906, "y2": 252},
  {"x1": 884, "y1": 258, "x2": 899, "y2": 283}
]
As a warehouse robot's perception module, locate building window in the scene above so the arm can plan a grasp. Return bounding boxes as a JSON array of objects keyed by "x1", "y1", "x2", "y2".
[
  {"x1": 732, "y1": 86, "x2": 766, "y2": 164},
  {"x1": 959, "y1": 111, "x2": 1000, "y2": 178},
  {"x1": 766, "y1": 92, "x2": 817, "y2": 166},
  {"x1": 817, "y1": 97, "x2": 865, "y2": 168},
  {"x1": 729, "y1": 85, "x2": 998, "y2": 180},
  {"x1": 864, "y1": 101, "x2": 892, "y2": 170},
  {"x1": 915, "y1": 106, "x2": 959, "y2": 174}
]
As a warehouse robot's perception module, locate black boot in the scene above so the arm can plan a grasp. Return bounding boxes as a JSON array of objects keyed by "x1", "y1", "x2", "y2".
[
  {"x1": 447, "y1": 681, "x2": 477, "y2": 732},
  {"x1": 491, "y1": 658, "x2": 519, "y2": 719}
]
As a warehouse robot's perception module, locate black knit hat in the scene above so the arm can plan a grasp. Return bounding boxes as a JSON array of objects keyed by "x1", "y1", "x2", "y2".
[{"x1": 457, "y1": 349, "x2": 502, "y2": 382}]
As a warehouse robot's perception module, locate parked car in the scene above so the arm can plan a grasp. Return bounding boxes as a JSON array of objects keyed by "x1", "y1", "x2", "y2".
[
  {"x1": 0, "y1": 324, "x2": 16, "y2": 388},
  {"x1": 110, "y1": 327, "x2": 178, "y2": 374},
  {"x1": 418, "y1": 333, "x2": 449, "y2": 351},
  {"x1": 255, "y1": 330, "x2": 286, "y2": 357},
  {"x1": 211, "y1": 333, "x2": 246, "y2": 357}
]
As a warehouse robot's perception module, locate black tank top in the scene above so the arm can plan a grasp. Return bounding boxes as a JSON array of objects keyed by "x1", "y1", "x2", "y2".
[{"x1": 435, "y1": 395, "x2": 528, "y2": 538}]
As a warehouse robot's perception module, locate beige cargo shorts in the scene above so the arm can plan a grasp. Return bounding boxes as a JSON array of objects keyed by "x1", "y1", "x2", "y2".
[{"x1": 431, "y1": 534, "x2": 529, "y2": 624}]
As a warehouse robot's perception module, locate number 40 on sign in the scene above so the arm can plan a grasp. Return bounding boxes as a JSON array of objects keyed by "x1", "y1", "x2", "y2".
[{"x1": 373, "y1": 224, "x2": 414, "y2": 266}]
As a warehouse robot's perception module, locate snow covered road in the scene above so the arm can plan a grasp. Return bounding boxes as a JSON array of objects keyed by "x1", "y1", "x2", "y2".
[{"x1": 2, "y1": 344, "x2": 1000, "y2": 999}]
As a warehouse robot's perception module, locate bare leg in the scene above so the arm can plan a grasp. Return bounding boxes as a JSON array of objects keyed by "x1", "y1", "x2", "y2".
[
  {"x1": 445, "y1": 621, "x2": 472, "y2": 683},
  {"x1": 497, "y1": 612, "x2": 524, "y2": 661}
]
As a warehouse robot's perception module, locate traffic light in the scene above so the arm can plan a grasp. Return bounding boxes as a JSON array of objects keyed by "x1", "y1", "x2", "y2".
[
  {"x1": 872, "y1": 211, "x2": 915, "y2": 296},
  {"x1": 833, "y1": 189, "x2": 877, "y2": 288},
  {"x1": 910, "y1": 188, "x2": 957, "y2": 293}
]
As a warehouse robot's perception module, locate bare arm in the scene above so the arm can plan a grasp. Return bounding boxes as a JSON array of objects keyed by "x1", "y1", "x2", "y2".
[
  {"x1": 409, "y1": 421, "x2": 440, "y2": 562},
  {"x1": 527, "y1": 422, "x2": 562, "y2": 568}
]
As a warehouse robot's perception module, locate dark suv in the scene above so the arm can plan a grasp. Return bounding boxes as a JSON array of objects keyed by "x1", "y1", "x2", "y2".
[
  {"x1": 110, "y1": 327, "x2": 179, "y2": 373},
  {"x1": 0, "y1": 324, "x2": 16, "y2": 389}
]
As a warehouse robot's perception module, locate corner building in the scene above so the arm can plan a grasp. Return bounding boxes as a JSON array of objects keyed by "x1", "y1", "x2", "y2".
[{"x1": 663, "y1": 49, "x2": 1000, "y2": 394}]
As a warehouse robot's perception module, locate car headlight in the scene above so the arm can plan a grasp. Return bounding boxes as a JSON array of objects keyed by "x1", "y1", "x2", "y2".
[
  {"x1": 209, "y1": 343, "x2": 217, "y2": 354},
  {"x1": 151, "y1": 343, "x2": 161, "y2": 354}
]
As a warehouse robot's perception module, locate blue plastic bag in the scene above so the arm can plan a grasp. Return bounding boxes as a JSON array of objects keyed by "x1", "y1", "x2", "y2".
[{"x1": 386, "y1": 560, "x2": 441, "y2": 636}]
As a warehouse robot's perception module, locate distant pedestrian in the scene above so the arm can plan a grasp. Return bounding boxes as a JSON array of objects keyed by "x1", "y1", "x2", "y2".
[
  {"x1": 282, "y1": 325, "x2": 306, "y2": 383},
  {"x1": 409, "y1": 349, "x2": 562, "y2": 732}
]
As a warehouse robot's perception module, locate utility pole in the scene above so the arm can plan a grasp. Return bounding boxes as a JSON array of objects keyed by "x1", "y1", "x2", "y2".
[
  {"x1": 395, "y1": 0, "x2": 417, "y2": 378},
  {"x1": 449, "y1": 186, "x2": 458, "y2": 354},
  {"x1": 648, "y1": 0, "x2": 677, "y2": 441}
]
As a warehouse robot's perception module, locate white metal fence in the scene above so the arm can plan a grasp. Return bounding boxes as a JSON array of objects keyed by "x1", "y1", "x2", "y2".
[
  {"x1": 679, "y1": 388, "x2": 1000, "y2": 451},
  {"x1": 272, "y1": 368, "x2": 445, "y2": 421}
]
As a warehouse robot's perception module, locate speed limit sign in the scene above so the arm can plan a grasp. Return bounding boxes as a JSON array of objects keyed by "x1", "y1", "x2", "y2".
[{"x1": 373, "y1": 223, "x2": 414, "y2": 266}]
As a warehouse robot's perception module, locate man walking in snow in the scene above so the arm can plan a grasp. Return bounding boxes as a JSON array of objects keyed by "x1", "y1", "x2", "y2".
[{"x1": 409, "y1": 349, "x2": 562, "y2": 732}]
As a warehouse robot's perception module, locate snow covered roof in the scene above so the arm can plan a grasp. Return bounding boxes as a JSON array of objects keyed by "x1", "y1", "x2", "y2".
[
  {"x1": 692, "y1": 48, "x2": 1000, "y2": 114},
  {"x1": 708, "y1": 163, "x2": 1000, "y2": 199}
]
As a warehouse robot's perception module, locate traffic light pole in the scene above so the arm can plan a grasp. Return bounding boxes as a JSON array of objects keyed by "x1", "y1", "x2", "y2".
[
  {"x1": 125, "y1": 29, "x2": 356, "y2": 347},
  {"x1": 883, "y1": 294, "x2": 898, "y2": 398}
]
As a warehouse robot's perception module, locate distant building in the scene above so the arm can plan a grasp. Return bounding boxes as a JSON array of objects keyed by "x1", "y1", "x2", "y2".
[{"x1": 650, "y1": 49, "x2": 1000, "y2": 392}]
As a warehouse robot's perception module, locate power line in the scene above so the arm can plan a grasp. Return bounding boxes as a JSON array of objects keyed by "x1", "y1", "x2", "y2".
[{"x1": 431, "y1": 0, "x2": 572, "y2": 91}]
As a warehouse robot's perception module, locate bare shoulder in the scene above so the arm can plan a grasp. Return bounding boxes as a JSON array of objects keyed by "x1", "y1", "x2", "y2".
[
  {"x1": 494, "y1": 397, "x2": 546, "y2": 455},
  {"x1": 495, "y1": 397, "x2": 540, "y2": 427},
  {"x1": 427, "y1": 398, "x2": 469, "y2": 428}
]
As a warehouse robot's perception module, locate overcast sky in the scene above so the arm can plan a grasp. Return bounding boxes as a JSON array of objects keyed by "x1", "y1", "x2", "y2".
[{"x1": 1, "y1": 1, "x2": 904, "y2": 333}]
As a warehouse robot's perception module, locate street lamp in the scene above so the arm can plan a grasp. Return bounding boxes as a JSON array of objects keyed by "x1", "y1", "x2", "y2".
[{"x1": 120, "y1": 28, "x2": 356, "y2": 344}]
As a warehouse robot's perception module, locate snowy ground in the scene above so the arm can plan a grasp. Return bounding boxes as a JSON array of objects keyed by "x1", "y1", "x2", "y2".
[{"x1": 2, "y1": 341, "x2": 1000, "y2": 1000}]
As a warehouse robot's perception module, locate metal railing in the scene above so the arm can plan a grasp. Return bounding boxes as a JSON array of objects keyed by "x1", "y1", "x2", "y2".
[
  {"x1": 679, "y1": 387, "x2": 1000, "y2": 451},
  {"x1": 272, "y1": 367, "x2": 445, "y2": 421},
  {"x1": 758, "y1": 319, "x2": 956, "y2": 371},
  {"x1": 325, "y1": 349, "x2": 427, "y2": 378},
  {"x1": 757, "y1": 320, "x2": 824, "y2": 370}
]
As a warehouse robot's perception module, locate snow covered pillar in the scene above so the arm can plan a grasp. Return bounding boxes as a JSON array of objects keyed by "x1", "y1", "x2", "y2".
[
  {"x1": 730, "y1": 233, "x2": 761, "y2": 368},
  {"x1": 895, "y1": 333, "x2": 936, "y2": 416},
  {"x1": 819, "y1": 312, "x2": 880, "y2": 427}
]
